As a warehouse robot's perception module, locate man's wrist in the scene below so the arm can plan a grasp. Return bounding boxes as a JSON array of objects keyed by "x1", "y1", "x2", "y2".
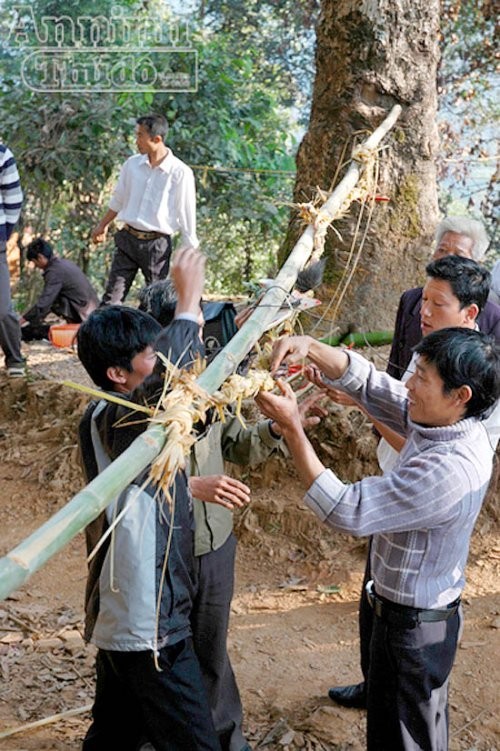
[{"x1": 279, "y1": 416, "x2": 305, "y2": 442}]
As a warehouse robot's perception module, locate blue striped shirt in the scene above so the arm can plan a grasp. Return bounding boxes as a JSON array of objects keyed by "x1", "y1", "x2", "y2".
[
  {"x1": 0, "y1": 144, "x2": 23, "y2": 243},
  {"x1": 306, "y1": 351, "x2": 494, "y2": 609}
]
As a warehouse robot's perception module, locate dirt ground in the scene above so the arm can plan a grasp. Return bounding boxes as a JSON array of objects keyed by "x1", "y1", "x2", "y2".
[{"x1": 0, "y1": 341, "x2": 499, "y2": 750}]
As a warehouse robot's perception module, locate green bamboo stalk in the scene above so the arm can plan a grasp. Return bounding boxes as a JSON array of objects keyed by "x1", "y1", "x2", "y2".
[
  {"x1": 0, "y1": 425, "x2": 166, "y2": 600},
  {"x1": 0, "y1": 105, "x2": 402, "y2": 601},
  {"x1": 320, "y1": 330, "x2": 394, "y2": 347}
]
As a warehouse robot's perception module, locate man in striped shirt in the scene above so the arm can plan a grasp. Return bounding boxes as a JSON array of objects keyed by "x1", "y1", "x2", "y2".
[
  {"x1": 257, "y1": 328, "x2": 500, "y2": 751},
  {"x1": 0, "y1": 144, "x2": 24, "y2": 377}
]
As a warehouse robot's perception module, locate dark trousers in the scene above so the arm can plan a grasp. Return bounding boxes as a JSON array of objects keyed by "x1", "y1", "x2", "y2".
[
  {"x1": 102, "y1": 228, "x2": 172, "y2": 305},
  {"x1": 21, "y1": 322, "x2": 51, "y2": 341},
  {"x1": 0, "y1": 244, "x2": 23, "y2": 367},
  {"x1": 82, "y1": 638, "x2": 221, "y2": 751},
  {"x1": 191, "y1": 534, "x2": 246, "y2": 751},
  {"x1": 366, "y1": 606, "x2": 462, "y2": 750}
]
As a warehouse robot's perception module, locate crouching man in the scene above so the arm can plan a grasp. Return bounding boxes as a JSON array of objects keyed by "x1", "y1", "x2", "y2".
[{"x1": 257, "y1": 328, "x2": 500, "y2": 751}]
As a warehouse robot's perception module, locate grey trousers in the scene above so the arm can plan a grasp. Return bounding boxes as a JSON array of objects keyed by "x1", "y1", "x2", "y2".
[
  {"x1": 367, "y1": 604, "x2": 462, "y2": 750},
  {"x1": 102, "y1": 228, "x2": 172, "y2": 305},
  {"x1": 191, "y1": 534, "x2": 247, "y2": 751},
  {"x1": 0, "y1": 243, "x2": 23, "y2": 367}
]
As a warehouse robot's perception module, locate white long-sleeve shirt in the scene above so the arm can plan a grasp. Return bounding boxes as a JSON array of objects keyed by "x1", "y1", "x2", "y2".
[{"x1": 109, "y1": 151, "x2": 198, "y2": 249}]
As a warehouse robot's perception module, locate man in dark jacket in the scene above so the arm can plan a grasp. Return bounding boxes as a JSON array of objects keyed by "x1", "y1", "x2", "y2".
[
  {"x1": 387, "y1": 215, "x2": 500, "y2": 379},
  {"x1": 20, "y1": 238, "x2": 98, "y2": 340},
  {"x1": 77, "y1": 248, "x2": 221, "y2": 751}
]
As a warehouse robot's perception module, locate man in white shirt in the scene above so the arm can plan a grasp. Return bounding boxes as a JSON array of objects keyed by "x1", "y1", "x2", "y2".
[{"x1": 91, "y1": 114, "x2": 198, "y2": 305}]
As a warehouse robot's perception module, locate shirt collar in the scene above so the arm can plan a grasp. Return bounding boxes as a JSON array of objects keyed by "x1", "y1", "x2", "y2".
[
  {"x1": 409, "y1": 414, "x2": 479, "y2": 442},
  {"x1": 138, "y1": 149, "x2": 173, "y2": 172}
]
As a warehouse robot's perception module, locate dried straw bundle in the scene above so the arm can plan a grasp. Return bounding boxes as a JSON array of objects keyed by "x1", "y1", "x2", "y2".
[{"x1": 149, "y1": 355, "x2": 275, "y2": 502}]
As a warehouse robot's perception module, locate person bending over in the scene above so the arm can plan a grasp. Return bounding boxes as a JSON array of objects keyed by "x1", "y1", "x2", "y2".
[{"x1": 20, "y1": 238, "x2": 98, "y2": 340}]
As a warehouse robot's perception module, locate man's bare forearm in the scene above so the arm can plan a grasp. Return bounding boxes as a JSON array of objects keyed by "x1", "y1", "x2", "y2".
[
  {"x1": 306, "y1": 340, "x2": 350, "y2": 381},
  {"x1": 271, "y1": 336, "x2": 349, "y2": 381}
]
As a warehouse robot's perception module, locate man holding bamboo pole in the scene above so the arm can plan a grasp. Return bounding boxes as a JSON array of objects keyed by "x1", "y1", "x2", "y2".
[
  {"x1": 256, "y1": 327, "x2": 500, "y2": 751},
  {"x1": 329, "y1": 225, "x2": 500, "y2": 711},
  {"x1": 77, "y1": 247, "x2": 221, "y2": 751}
]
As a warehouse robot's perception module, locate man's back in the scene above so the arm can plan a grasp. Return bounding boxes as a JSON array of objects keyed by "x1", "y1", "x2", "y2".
[{"x1": 47, "y1": 254, "x2": 97, "y2": 297}]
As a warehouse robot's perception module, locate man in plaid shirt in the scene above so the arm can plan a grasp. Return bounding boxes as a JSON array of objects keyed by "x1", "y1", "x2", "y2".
[{"x1": 257, "y1": 328, "x2": 500, "y2": 751}]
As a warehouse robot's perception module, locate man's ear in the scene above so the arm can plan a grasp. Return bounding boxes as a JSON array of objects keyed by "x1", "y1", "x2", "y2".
[
  {"x1": 464, "y1": 303, "x2": 479, "y2": 325},
  {"x1": 106, "y1": 365, "x2": 128, "y2": 387},
  {"x1": 455, "y1": 384, "x2": 472, "y2": 409}
]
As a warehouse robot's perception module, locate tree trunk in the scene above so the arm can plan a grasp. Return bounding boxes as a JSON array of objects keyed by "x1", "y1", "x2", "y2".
[{"x1": 282, "y1": 0, "x2": 441, "y2": 333}]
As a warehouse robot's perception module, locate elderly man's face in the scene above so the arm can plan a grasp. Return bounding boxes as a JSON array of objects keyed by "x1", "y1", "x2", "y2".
[{"x1": 432, "y1": 231, "x2": 474, "y2": 260}]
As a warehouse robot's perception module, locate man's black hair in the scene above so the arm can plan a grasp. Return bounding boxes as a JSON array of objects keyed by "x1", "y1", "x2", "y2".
[
  {"x1": 414, "y1": 327, "x2": 500, "y2": 418},
  {"x1": 77, "y1": 306, "x2": 161, "y2": 391},
  {"x1": 26, "y1": 238, "x2": 53, "y2": 261},
  {"x1": 136, "y1": 114, "x2": 168, "y2": 142},
  {"x1": 138, "y1": 279, "x2": 177, "y2": 327},
  {"x1": 425, "y1": 255, "x2": 490, "y2": 314}
]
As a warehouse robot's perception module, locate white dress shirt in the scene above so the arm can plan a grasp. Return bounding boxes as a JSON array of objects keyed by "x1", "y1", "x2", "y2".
[{"x1": 109, "y1": 151, "x2": 198, "y2": 249}]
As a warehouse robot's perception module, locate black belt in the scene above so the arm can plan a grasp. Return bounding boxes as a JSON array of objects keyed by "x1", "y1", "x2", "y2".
[
  {"x1": 124, "y1": 224, "x2": 168, "y2": 240},
  {"x1": 366, "y1": 581, "x2": 460, "y2": 627}
]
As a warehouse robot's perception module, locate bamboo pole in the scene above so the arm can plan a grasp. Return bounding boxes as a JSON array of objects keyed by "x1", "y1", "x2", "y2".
[
  {"x1": 0, "y1": 704, "x2": 92, "y2": 740},
  {"x1": 196, "y1": 105, "x2": 402, "y2": 394},
  {"x1": 0, "y1": 105, "x2": 402, "y2": 601}
]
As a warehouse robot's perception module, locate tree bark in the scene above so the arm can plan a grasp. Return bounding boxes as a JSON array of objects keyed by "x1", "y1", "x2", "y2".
[{"x1": 282, "y1": 0, "x2": 441, "y2": 333}]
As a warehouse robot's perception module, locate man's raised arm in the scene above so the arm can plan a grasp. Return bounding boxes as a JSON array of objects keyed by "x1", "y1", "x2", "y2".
[{"x1": 270, "y1": 335, "x2": 349, "y2": 381}]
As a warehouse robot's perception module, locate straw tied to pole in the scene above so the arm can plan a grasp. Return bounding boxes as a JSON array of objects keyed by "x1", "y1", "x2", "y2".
[{"x1": 148, "y1": 354, "x2": 275, "y2": 504}]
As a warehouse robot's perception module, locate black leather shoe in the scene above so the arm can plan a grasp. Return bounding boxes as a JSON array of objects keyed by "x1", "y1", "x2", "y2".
[{"x1": 328, "y1": 682, "x2": 367, "y2": 709}]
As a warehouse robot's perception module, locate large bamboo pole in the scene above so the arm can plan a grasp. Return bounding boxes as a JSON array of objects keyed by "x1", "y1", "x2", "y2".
[{"x1": 0, "y1": 105, "x2": 401, "y2": 601}]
